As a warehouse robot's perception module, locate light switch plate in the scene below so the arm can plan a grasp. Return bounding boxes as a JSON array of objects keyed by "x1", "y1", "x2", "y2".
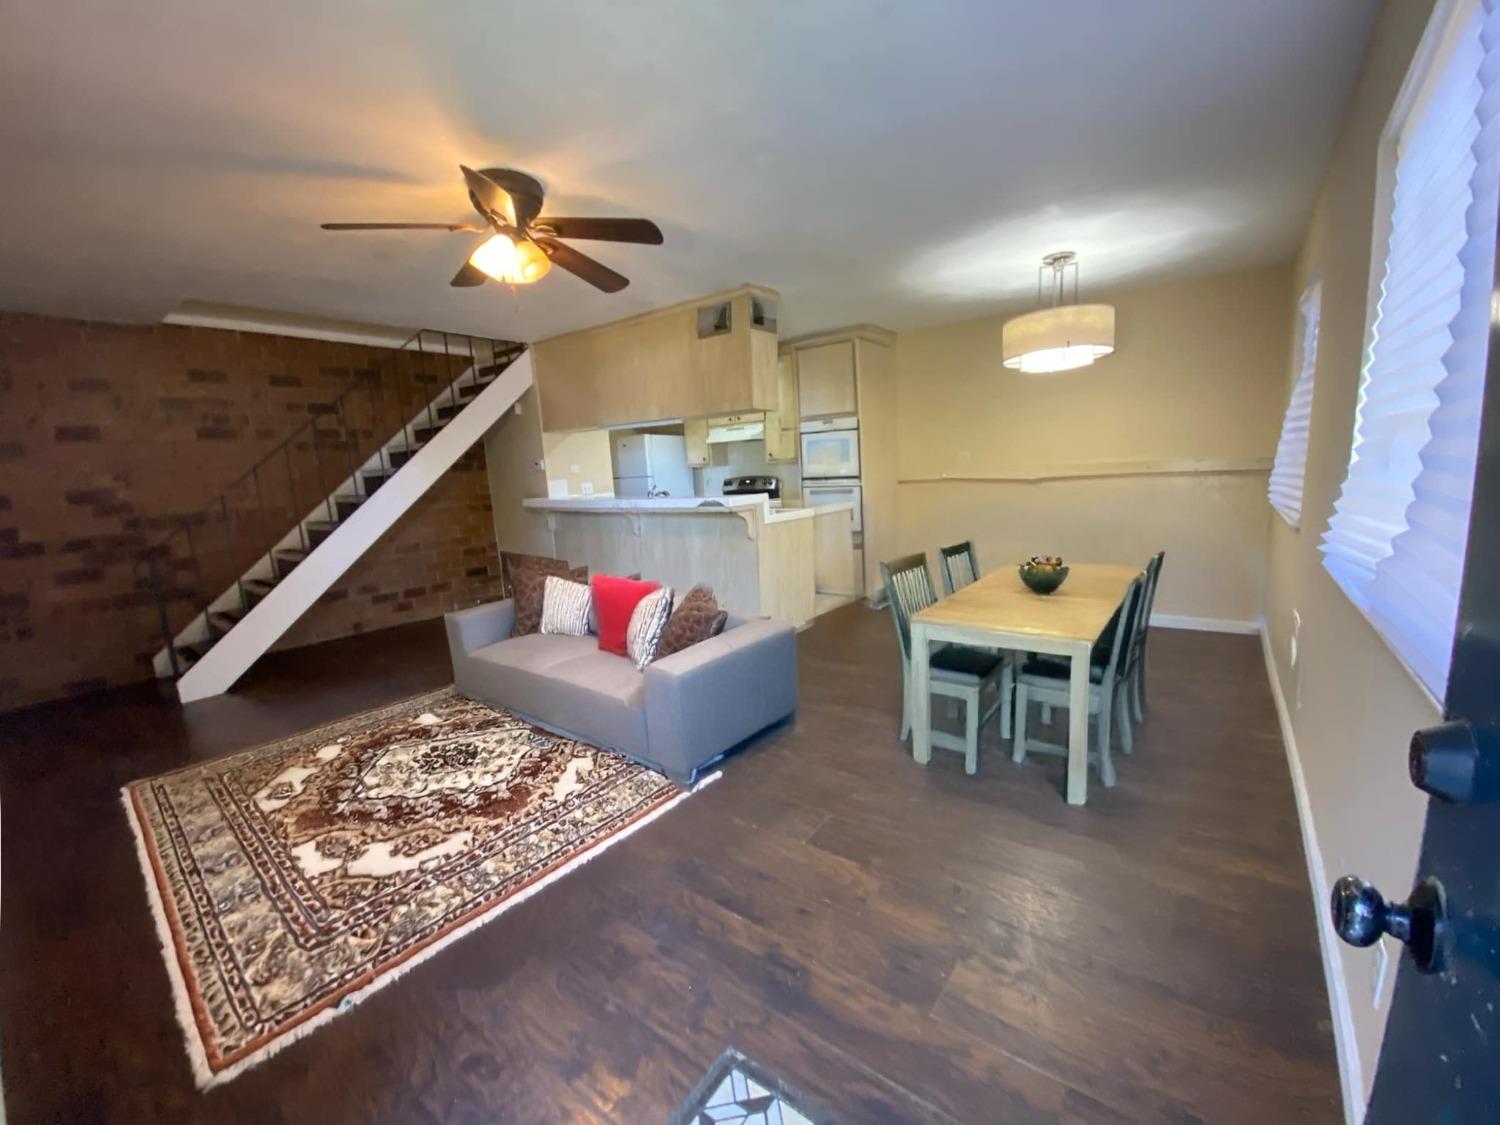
[{"x1": 580, "y1": 482, "x2": 594, "y2": 495}]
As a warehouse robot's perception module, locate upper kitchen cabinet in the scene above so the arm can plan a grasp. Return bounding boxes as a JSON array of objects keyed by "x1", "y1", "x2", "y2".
[
  {"x1": 683, "y1": 418, "x2": 709, "y2": 467},
  {"x1": 794, "y1": 339, "x2": 857, "y2": 417},
  {"x1": 533, "y1": 284, "x2": 780, "y2": 432},
  {"x1": 764, "y1": 349, "x2": 800, "y2": 462}
]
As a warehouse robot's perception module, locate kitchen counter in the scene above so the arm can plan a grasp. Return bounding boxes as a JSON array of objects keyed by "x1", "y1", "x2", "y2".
[
  {"x1": 522, "y1": 494, "x2": 822, "y2": 524},
  {"x1": 521, "y1": 494, "x2": 821, "y2": 627}
]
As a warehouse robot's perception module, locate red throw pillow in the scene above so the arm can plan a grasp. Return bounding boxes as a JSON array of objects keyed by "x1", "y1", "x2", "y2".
[{"x1": 591, "y1": 574, "x2": 661, "y2": 656}]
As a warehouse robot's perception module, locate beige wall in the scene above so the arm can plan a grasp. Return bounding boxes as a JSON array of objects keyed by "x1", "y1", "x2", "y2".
[
  {"x1": 483, "y1": 386, "x2": 553, "y2": 559},
  {"x1": 541, "y1": 429, "x2": 615, "y2": 498},
  {"x1": 893, "y1": 264, "x2": 1293, "y2": 622},
  {"x1": 1263, "y1": 0, "x2": 1440, "y2": 1112}
]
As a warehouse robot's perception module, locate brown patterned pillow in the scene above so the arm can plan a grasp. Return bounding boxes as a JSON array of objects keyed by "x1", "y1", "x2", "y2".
[
  {"x1": 510, "y1": 558, "x2": 588, "y2": 637},
  {"x1": 653, "y1": 585, "x2": 729, "y2": 661}
]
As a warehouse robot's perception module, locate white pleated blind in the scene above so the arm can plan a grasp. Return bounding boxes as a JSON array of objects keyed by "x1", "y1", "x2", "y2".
[
  {"x1": 1321, "y1": 0, "x2": 1500, "y2": 700},
  {"x1": 1269, "y1": 283, "x2": 1322, "y2": 527}
]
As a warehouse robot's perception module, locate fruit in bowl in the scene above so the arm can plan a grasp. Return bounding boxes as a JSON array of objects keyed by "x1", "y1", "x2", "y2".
[{"x1": 1018, "y1": 555, "x2": 1069, "y2": 594}]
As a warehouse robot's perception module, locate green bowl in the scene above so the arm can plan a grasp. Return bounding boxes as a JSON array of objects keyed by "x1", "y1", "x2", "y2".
[{"x1": 1018, "y1": 563, "x2": 1070, "y2": 595}]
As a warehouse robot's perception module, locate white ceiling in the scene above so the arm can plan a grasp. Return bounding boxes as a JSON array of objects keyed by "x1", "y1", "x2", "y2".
[{"x1": 0, "y1": 0, "x2": 1377, "y2": 343}]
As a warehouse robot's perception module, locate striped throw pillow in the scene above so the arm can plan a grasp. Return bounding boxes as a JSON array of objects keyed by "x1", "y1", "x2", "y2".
[
  {"x1": 625, "y1": 586, "x2": 674, "y2": 669},
  {"x1": 540, "y1": 575, "x2": 592, "y2": 637}
]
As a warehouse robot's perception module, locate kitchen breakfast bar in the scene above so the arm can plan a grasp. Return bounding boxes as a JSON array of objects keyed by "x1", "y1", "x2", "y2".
[{"x1": 521, "y1": 496, "x2": 857, "y2": 628}]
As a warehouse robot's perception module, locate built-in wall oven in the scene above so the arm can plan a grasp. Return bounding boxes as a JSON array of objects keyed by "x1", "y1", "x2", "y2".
[
  {"x1": 799, "y1": 416, "x2": 860, "y2": 480},
  {"x1": 803, "y1": 481, "x2": 863, "y2": 533}
]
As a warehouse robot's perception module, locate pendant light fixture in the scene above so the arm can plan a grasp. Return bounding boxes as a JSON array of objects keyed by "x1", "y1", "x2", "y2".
[{"x1": 1002, "y1": 251, "x2": 1115, "y2": 373}]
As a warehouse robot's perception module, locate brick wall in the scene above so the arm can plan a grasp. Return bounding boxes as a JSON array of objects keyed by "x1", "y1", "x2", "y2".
[
  {"x1": 275, "y1": 446, "x2": 500, "y2": 650},
  {"x1": 0, "y1": 312, "x2": 504, "y2": 712}
]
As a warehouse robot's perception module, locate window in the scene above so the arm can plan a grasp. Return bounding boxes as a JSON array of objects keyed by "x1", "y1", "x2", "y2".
[
  {"x1": 1268, "y1": 282, "x2": 1322, "y2": 528},
  {"x1": 1320, "y1": 0, "x2": 1500, "y2": 700}
]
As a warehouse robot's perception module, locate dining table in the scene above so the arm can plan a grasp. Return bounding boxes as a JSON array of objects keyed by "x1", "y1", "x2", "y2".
[{"x1": 908, "y1": 561, "x2": 1143, "y2": 805}]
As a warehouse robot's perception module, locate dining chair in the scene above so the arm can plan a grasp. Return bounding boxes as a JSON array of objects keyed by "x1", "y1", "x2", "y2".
[
  {"x1": 938, "y1": 540, "x2": 981, "y2": 595},
  {"x1": 882, "y1": 553, "x2": 1013, "y2": 775},
  {"x1": 1126, "y1": 551, "x2": 1166, "y2": 724},
  {"x1": 1011, "y1": 574, "x2": 1143, "y2": 788}
]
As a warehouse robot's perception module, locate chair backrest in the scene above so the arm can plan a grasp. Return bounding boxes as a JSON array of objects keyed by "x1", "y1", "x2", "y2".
[
  {"x1": 1102, "y1": 575, "x2": 1144, "y2": 685},
  {"x1": 881, "y1": 553, "x2": 938, "y2": 663},
  {"x1": 1129, "y1": 551, "x2": 1166, "y2": 662},
  {"x1": 1144, "y1": 551, "x2": 1165, "y2": 621},
  {"x1": 938, "y1": 540, "x2": 980, "y2": 595}
]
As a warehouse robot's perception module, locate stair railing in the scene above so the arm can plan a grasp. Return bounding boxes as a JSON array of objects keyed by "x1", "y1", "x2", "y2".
[{"x1": 135, "y1": 330, "x2": 526, "y2": 678}]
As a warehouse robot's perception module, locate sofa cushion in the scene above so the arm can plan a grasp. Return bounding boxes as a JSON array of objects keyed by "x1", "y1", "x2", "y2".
[
  {"x1": 466, "y1": 636, "x2": 648, "y2": 756},
  {"x1": 540, "y1": 575, "x2": 592, "y2": 636},
  {"x1": 592, "y1": 574, "x2": 661, "y2": 656},
  {"x1": 654, "y1": 584, "x2": 729, "y2": 661},
  {"x1": 509, "y1": 557, "x2": 588, "y2": 637},
  {"x1": 626, "y1": 586, "x2": 674, "y2": 669}
]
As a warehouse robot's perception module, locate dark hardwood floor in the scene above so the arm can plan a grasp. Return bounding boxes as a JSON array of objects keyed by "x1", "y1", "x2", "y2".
[{"x1": 0, "y1": 604, "x2": 1339, "y2": 1123}]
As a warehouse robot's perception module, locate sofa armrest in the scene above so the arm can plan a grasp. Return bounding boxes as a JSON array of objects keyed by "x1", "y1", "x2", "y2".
[
  {"x1": 445, "y1": 598, "x2": 515, "y2": 661},
  {"x1": 642, "y1": 618, "x2": 798, "y2": 781}
]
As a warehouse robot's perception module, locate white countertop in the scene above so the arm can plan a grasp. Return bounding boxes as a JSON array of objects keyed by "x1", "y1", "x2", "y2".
[{"x1": 522, "y1": 494, "x2": 821, "y2": 523}]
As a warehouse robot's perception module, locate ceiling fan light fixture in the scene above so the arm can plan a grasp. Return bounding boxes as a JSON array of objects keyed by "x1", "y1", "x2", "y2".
[
  {"x1": 470, "y1": 234, "x2": 551, "y2": 284},
  {"x1": 1001, "y1": 252, "x2": 1115, "y2": 374},
  {"x1": 512, "y1": 238, "x2": 551, "y2": 283},
  {"x1": 469, "y1": 234, "x2": 519, "y2": 281}
]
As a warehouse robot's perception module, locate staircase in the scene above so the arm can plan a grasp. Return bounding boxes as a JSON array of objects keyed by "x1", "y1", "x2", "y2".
[{"x1": 138, "y1": 330, "x2": 533, "y2": 703}]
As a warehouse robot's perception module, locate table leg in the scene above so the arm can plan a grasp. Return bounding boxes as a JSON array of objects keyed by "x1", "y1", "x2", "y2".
[
  {"x1": 1066, "y1": 642, "x2": 1090, "y2": 805},
  {"x1": 911, "y1": 622, "x2": 932, "y2": 765}
]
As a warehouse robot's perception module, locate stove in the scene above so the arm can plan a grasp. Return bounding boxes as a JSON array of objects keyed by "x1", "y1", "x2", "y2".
[{"x1": 722, "y1": 475, "x2": 781, "y2": 502}]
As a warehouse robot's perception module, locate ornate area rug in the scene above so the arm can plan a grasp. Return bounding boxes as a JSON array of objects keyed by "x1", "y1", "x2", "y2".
[{"x1": 123, "y1": 687, "x2": 709, "y2": 1088}]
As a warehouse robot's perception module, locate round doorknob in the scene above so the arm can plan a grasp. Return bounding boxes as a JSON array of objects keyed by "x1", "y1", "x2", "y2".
[{"x1": 1330, "y1": 875, "x2": 1447, "y2": 974}]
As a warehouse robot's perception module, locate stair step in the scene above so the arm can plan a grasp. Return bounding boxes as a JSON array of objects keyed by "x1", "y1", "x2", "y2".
[
  {"x1": 273, "y1": 548, "x2": 307, "y2": 579},
  {"x1": 176, "y1": 638, "x2": 215, "y2": 667},
  {"x1": 244, "y1": 578, "x2": 278, "y2": 606},
  {"x1": 305, "y1": 520, "x2": 339, "y2": 548},
  {"x1": 413, "y1": 422, "x2": 445, "y2": 445},
  {"x1": 208, "y1": 607, "x2": 244, "y2": 636},
  {"x1": 334, "y1": 494, "x2": 365, "y2": 520},
  {"x1": 363, "y1": 470, "x2": 390, "y2": 494},
  {"x1": 388, "y1": 446, "x2": 424, "y2": 469},
  {"x1": 436, "y1": 402, "x2": 463, "y2": 421}
]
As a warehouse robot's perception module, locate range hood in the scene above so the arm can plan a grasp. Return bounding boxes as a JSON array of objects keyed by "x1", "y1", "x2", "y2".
[{"x1": 706, "y1": 418, "x2": 765, "y2": 444}]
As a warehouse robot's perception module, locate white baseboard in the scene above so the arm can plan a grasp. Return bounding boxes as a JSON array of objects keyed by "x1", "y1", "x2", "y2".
[
  {"x1": 1150, "y1": 612, "x2": 1261, "y2": 634},
  {"x1": 1259, "y1": 626, "x2": 1364, "y2": 1125}
]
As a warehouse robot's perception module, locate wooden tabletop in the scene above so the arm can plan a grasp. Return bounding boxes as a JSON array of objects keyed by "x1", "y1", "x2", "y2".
[{"x1": 911, "y1": 562, "x2": 1142, "y2": 644}]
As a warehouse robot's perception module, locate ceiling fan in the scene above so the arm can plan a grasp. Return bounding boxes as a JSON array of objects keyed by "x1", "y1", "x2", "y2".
[{"x1": 321, "y1": 166, "x2": 663, "y2": 293}]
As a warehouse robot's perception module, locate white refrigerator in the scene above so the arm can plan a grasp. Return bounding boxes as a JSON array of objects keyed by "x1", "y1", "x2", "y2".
[{"x1": 611, "y1": 433, "x2": 696, "y2": 498}]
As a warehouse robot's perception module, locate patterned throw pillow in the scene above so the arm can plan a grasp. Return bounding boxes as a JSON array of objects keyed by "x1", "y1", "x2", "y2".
[
  {"x1": 539, "y1": 575, "x2": 592, "y2": 636},
  {"x1": 625, "y1": 587, "x2": 674, "y2": 670},
  {"x1": 654, "y1": 584, "x2": 729, "y2": 661},
  {"x1": 509, "y1": 557, "x2": 588, "y2": 637}
]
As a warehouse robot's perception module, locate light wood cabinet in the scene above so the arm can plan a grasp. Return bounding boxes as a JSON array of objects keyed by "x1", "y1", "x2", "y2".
[
  {"x1": 765, "y1": 351, "x2": 800, "y2": 462},
  {"x1": 533, "y1": 285, "x2": 780, "y2": 431},
  {"x1": 795, "y1": 340, "x2": 857, "y2": 418},
  {"x1": 683, "y1": 418, "x2": 709, "y2": 467}
]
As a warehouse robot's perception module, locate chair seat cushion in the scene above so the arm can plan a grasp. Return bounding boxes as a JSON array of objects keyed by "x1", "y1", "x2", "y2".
[
  {"x1": 930, "y1": 644, "x2": 1005, "y2": 682},
  {"x1": 1021, "y1": 655, "x2": 1105, "y2": 684}
]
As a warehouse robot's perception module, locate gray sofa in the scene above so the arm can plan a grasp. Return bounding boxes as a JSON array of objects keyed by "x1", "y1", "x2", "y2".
[{"x1": 445, "y1": 598, "x2": 798, "y2": 783}]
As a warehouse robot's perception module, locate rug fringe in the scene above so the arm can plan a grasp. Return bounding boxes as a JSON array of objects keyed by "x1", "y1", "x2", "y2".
[{"x1": 121, "y1": 769, "x2": 721, "y2": 1090}]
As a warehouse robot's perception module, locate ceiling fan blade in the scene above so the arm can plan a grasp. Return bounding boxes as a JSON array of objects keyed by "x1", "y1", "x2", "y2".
[
  {"x1": 537, "y1": 238, "x2": 629, "y2": 293},
  {"x1": 321, "y1": 222, "x2": 484, "y2": 231},
  {"x1": 450, "y1": 259, "x2": 488, "y2": 287},
  {"x1": 459, "y1": 165, "x2": 516, "y2": 227},
  {"x1": 533, "y1": 217, "x2": 663, "y2": 245}
]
